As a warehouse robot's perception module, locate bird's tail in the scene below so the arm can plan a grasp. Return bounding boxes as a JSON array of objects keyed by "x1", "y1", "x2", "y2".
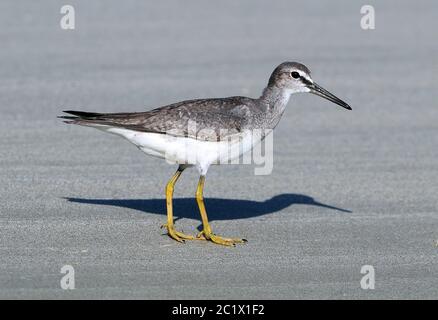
[
  {"x1": 58, "y1": 109, "x2": 151, "y2": 132},
  {"x1": 58, "y1": 110, "x2": 118, "y2": 127}
]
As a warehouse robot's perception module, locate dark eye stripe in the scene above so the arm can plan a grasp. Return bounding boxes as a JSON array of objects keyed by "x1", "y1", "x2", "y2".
[{"x1": 300, "y1": 76, "x2": 312, "y2": 85}]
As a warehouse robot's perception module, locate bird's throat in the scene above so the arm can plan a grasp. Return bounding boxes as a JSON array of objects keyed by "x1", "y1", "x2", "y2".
[{"x1": 259, "y1": 86, "x2": 292, "y2": 129}]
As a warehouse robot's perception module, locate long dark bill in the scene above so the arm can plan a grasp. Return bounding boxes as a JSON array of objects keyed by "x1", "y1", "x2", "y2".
[{"x1": 308, "y1": 82, "x2": 352, "y2": 110}]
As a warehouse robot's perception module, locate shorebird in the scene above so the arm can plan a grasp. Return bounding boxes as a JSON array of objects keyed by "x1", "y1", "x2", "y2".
[{"x1": 60, "y1": 62, "x2": 351, "y2": 246}]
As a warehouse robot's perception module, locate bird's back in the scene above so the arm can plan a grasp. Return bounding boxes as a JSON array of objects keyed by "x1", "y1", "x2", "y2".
[{"x1": 61, "y1": 96, "x2": 264, "y2": 141}]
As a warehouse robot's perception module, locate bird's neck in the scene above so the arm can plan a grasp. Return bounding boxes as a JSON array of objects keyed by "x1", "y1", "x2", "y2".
[{"x1": 258, "y1": 86, "x2": 292, "y2": 129}]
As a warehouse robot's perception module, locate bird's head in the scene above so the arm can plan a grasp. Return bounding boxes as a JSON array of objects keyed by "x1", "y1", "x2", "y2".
[{"x1": 268, "y1": 62, "x2": 351, "y2": 110}]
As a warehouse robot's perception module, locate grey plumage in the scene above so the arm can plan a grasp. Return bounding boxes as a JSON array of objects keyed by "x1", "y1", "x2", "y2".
[
  {"x1": 61, "y1": 96, "x2": 266, "y2": 141},
  {"x1": 60, "y1": 62, "x2": 350, "y2": 142}
]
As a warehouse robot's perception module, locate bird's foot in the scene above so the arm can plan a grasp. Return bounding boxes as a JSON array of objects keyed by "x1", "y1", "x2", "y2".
[
  {"x1": 161, "y1": 223, "x2": 200, "y2": 243},
  {"x1": 197, "y1": 230, "x2": 247, "y2": 246}
]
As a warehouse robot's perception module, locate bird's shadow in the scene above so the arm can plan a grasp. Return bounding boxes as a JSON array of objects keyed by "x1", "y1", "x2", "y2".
[{"x1": 65, "y1": 194, "x2": 351, "y2": 225}]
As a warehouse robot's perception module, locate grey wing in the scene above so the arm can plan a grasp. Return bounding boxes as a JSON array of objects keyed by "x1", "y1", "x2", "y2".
[
  {"x1": 127, "y1": 108, "x2": 245, "y2": 141},
  {"x1": 61, "y1": 97, "x2": 252, "y2": 142}
]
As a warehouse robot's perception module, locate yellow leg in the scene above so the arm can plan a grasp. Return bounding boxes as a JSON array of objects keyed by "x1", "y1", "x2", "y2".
[
  {"x1": 195, "y1": 175, "x2": 247, "y2": 246},
  {"x1": 162, "y1": 166, "x2": 198, "y2": 242}
]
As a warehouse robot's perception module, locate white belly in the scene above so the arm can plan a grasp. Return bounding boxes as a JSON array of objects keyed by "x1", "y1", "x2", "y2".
[{"x1": 102, "y1": 126, "x2": 262, "y2": 173}]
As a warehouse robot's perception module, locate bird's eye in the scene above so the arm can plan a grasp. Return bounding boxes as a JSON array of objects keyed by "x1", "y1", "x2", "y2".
[{"x1": 291, "y1": 71, "x2": 300, "y2": 79}]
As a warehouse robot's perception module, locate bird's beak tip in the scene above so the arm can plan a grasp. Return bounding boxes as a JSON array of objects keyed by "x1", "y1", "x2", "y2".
[{"x1": 309, "y1": 82, "x2": 352, "y2": 111}]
